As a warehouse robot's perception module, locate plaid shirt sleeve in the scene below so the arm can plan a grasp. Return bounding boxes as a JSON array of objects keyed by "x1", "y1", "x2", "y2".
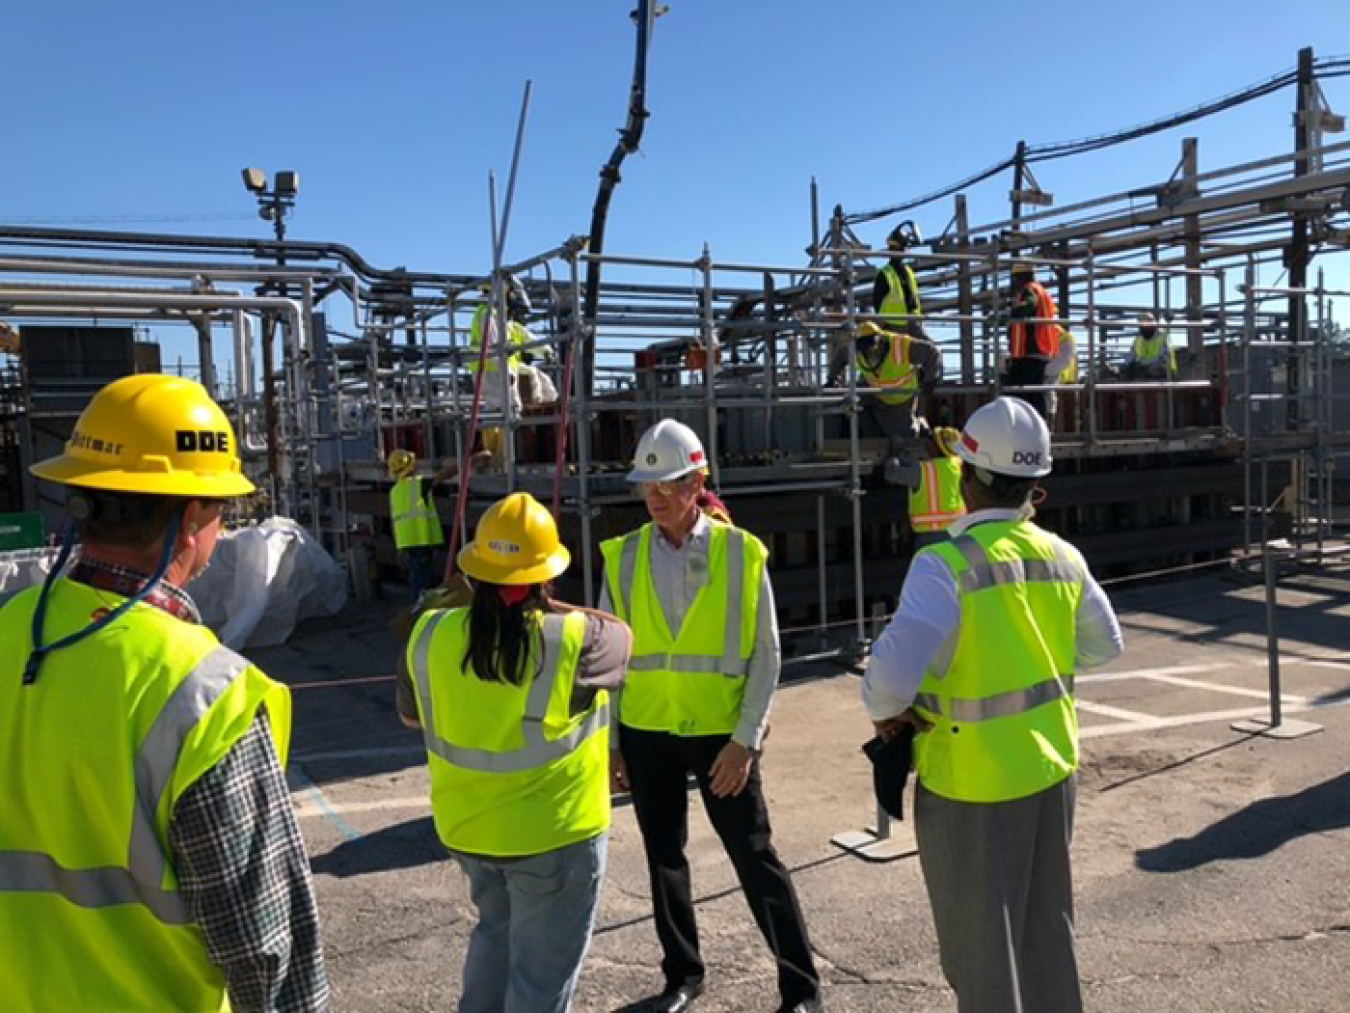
[{"x1": 168, "y1": 707, "x2": 331, "y2": 1013}]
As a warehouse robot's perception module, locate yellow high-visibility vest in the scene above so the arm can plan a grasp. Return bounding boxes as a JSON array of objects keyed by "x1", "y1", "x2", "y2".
[
  {"x1": 600, "y1": 521, "x2": 766, "y2": 737},
  {"x1": 0, "y1": 579, "x2": 290, "y2": 1012},
  {"x1": 470, "y1": 304, "x2": 527, "y2": 374},
  {"x1": 857, "y1": 333, "x2": 919, "y2": 407},
  {"x1": 1132, "y1": 333, "x2": 1176, "y2": 373},
  {"x1": 879, "y1": 263, "x2": 923, "y2": 327},
  {"x1": 391, "y1": 475, "x2": 444, "y2": 550},
  {"x1": 909, "y1": 457, "x2": 966, "y2": 534},
  {"x1": 406, "y1": 607, "x2": 608, "y2": 857},
  {"x1": 911, "y1": 520, "x2": 1084, "y2": 802}
]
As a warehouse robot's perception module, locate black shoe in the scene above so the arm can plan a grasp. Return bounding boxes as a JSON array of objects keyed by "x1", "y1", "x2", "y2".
[
  {"x1": 641, "y1": 982, "x2": 705, "y2": 1013},
  {"x1": 776, "y1": 999, "x2": 824, "y2": 1013}
]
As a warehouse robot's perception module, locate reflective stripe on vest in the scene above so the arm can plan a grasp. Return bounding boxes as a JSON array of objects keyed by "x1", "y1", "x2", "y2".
[
  {"x1": 1009, "y1": 282, "x2": 1060, "y2": 359},
  {"x1": 857, "y1": 333, "x2": 918, "y2": 406},
  {"x1": 600, "y1": 522, "x2": 765, "y2": 736},
  {"x1": 410, "y1": 612, "x2": 607, "y2": 773},
  {"x1": 909, "y1": 458, "x2": 965, "y2": 533},
  {"x1": 911, "y1": 522, "x2": 1084, "y2": 803},
  {"x1": 407, "y1": 607, "x2": 608, "y2": 857},
  {"x1": 0, "y1": 645, "x2": 249, "y2": 924},
  {"x1": 615, "y1": 526, "x2": 748, "y2": 678},
  {"x1": 879, "y1": 263, "x2": 922, "y2": 323},
  {"x1": 392, "y1": 476, "x2": 444, "y2": 550}
]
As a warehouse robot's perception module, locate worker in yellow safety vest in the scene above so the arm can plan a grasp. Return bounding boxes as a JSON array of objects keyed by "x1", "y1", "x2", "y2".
[
  {"x1": 387, "y1": 448, "x2": 459, "y2": 603},
  {"x1": 1125, "y1": 312, "x2": 1177, "y2": 379},
  {"x1": 600, "y1": 420, "x2": 823, "y2": 1013},
  {"x1": 907, "y1": 425, "x2": 967, "y2": 549},
  {"x1": 0, "y1": 374, "x2": 328, "y2": 1011},
  {"x1": 398, "y1": 491, "x2": 630, "y2": 1012},
  {"x1": 828, "y1": 320, "x2": 943, "y2": 454},
  {"x1": 872, "y1": 220, "x2": 925, "y2": 337},
  {"x1": 862, "y1": 396, "x2": 1123, "y2": 1013},
  {"x1": 469, "y1": 275, "x2": 552, "y2": 468}
]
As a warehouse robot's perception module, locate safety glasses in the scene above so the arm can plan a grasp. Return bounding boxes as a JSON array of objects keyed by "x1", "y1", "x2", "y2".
[{"x1": 638, "y1": 475, "x2": 696, "y2": 499}]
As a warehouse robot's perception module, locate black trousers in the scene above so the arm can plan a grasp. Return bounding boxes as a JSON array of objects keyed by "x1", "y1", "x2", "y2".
[
  {"x1": 1003, "y1": 357, "x2": 1051, "y2": 422},
  {"x1": 621, "y1": 727, "x2": 820, "y2": 1005}
]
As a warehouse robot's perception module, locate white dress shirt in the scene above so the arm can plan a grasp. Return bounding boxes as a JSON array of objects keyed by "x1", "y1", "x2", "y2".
[{"x1": 862, "y1": 508, "x2": 1124, "y2": 722}]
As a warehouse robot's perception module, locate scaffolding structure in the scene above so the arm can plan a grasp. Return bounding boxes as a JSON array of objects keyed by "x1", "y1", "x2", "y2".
[{"x1": 0, "y1": 48, "x2": 1347, "y2": 655}]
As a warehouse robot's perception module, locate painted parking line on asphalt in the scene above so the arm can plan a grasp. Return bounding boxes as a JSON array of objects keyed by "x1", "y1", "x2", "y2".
[{"x1": 291, "y1": 658, "x2": 1349, "y2": 819}]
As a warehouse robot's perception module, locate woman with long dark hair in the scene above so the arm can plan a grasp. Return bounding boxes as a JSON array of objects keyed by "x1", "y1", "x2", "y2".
[{"x1": 397, "y1": 492, "x2": 630, "y2": 1013}]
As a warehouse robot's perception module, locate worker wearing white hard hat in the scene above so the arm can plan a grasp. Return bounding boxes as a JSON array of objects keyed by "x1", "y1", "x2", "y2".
[
  {"x1": 862, "y1": 396, "x2": 1123, "y2": 1012},
  {"x1": 1124, "y1": 311, "x2": 1178, "y2": 379},
  {"x1": 599, "y1": 419, "x2": 823, "y2": 1013}
]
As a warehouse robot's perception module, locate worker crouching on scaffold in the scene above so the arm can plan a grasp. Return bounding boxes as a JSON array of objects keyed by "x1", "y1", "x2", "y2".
[{"x1": 398, "y1": 492, "x2": 630, "y2": 1013}]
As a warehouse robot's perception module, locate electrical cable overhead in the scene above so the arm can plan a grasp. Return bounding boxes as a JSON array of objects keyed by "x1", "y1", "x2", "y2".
[{"x1": 845, "y1": 55, "x2": 1350, "y2": 226}]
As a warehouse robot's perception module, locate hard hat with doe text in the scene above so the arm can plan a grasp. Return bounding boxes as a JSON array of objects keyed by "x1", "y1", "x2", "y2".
[
  {"x1": 626, "y1": 419, "x2": 708, "y2": 484},
  {"x1": 30, "y1": 373, "x2": 255, "y2": 498},
  {"x1": 957, "y1": 396, "x2": 1052, "y2": 478},
  {"x1": 458, "y1": 492, "x2": 571, "y2": 586}
]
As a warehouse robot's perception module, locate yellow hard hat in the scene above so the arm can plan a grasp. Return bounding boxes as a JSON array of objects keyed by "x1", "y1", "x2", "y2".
[
  {"x1": 1010, "y1": 260, "x2": 1036, "y2": 278},
  {"x1": 30, "y1": 373, "x2": 255, "y2": 498},
  {"x1": 458, "y1": 492, "x2": 570, "y2": 585},
  {"x1": 388, "y1": 448, "x2": 416, "y2": 479},
  {"x1": 935, "y1": 426, "x2": 962, "y2": 456}
]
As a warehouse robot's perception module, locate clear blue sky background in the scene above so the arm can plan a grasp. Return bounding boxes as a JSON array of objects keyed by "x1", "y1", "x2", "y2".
[{"x1": 3, "y1": 0, "x2": 1348, "y2": 365}]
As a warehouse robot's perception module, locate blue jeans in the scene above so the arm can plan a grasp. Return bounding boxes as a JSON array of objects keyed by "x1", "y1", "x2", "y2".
[
  {"x1": 455, "y1": 834, "x2": 608, "y2": 1013},
  {"x1": 404, "y1": 546, "x2": 436, "y2": 604}
]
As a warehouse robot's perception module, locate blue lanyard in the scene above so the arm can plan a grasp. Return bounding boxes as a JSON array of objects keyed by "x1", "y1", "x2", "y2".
[{"x1": 23, "y1": 507, "x2": 184, "y2": 686}]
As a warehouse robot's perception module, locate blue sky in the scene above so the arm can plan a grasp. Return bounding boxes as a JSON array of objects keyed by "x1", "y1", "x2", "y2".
[{"x1": 3, "y1": 1, "x2": 1348, "y2": 365}]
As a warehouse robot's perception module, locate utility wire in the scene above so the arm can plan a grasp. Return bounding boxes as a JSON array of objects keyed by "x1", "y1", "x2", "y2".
[{"x1": 845, "y1": 55, "x2": 1350, "y2": 226}]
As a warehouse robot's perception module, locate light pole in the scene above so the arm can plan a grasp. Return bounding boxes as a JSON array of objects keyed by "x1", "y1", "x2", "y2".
[{"x1": 240, "y1": 169, "x2": 300, "y2": 510}]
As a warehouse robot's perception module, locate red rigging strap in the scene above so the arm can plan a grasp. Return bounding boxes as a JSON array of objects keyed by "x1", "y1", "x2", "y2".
[{"x1": 445, "y1": 307, "x2": 499, "y2": 585}]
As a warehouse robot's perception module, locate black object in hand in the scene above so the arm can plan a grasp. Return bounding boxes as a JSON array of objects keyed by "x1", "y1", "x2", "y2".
[{"x1": 862, "y1": 725, "x2": 916, "y2": 820}]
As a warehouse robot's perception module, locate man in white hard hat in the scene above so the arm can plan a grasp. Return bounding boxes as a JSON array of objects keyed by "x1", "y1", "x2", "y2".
[
  {"x1": 862, "y1": 396, "x2": 1122, "y2": 1013},
  {"x1": 599, "y1": 420, "x2": 823, "y2": 1013}
]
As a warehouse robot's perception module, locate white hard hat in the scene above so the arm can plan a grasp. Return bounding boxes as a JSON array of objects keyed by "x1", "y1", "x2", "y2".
[
  {"x1": 627, "y1": 419, "x2": 708, "y2": 483},
  {"x1": 1139, "y1": 311, "x2": 1156, "y2": 327},
  {"x1": 957, "y1": 397, "x2": 1052, "y2": 478}
]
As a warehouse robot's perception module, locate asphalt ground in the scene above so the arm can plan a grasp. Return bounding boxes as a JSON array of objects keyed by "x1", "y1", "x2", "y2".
[{"x1": 254, "y1": 562, "x2": 1350, "y2": 1012}]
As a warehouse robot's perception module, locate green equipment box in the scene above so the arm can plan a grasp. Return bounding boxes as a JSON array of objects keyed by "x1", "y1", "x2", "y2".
[{"x1": 0, "y1": 513, "x2": 45, "y2": 551}]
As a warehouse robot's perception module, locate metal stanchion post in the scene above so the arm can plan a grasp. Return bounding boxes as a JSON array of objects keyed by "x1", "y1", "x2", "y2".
[
  {"x1": 830, "y1": 603, "x2": 914, "y2": 862},
  {"x1": 1231, "y1": 538, "x2": 1322, "y2": 740}
]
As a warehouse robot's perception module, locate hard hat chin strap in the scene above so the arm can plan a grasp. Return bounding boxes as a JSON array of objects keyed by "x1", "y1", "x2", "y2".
[{"x1": 22, "y1": 503, "x2": 186, "y2": 686}]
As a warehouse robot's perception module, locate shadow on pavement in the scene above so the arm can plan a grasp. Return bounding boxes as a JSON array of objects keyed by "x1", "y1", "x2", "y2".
[
  {"x1": 1135, "y1": 770, "x2": 1350, "y2": 872},
  {"x1": 312, "y1": 815, "x2": 448, "y2": 878}
]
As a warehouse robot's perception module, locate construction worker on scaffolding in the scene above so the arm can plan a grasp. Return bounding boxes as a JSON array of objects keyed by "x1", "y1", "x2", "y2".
[
  {"x1": 1004, "y1": 261, "x2": 1061, "y2": 424},
  {"x1": 0, "y1": 373, "x2": 328, "y2": 1011},
  {"x1": 828, "y1": 318, "x2": 942, "y2": 458},
  {"x1": 906, "y1": 424, "x2": 967, "y2": 549},
  {"x1": 1124, "y1": 312, "x2": 1178, "y2": 379},
  {"x1": 862, "y1": 396, "x2": 1122, "y2": 1013},
  {"x1": 873, "y1": 220, "x2": 925, "y2": 337},
  {"x1": 470, "y1": 276, "x2": 558, "y2": 469},
  {"x1": 600, "y1": 420, "x2": 823, "y2": 1013},
  {"x1": 399, "y1": 491, "x2": 630, "y2": 1013}
]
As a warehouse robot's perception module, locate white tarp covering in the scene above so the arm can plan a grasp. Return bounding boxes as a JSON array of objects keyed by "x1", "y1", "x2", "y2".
[
  {"x1": 189, "y1": 517, "x2": 348, "y2": 649},
  {"x1": 0, "y1": 547, "x2": 64, "y2": 605},
  {"x1": 0, "y1": 517, "x2": 346, "y2": 649}
]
